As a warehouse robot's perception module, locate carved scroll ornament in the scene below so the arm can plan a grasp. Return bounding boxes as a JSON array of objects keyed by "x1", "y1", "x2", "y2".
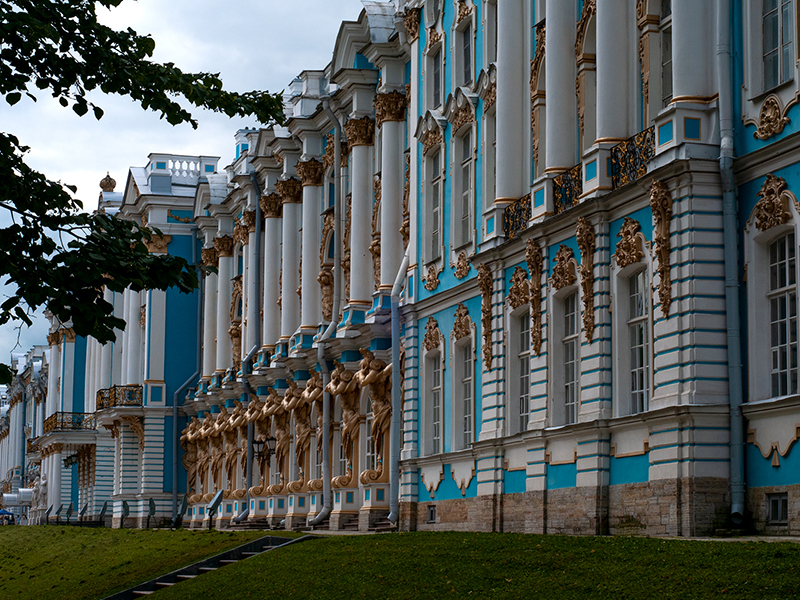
[
  {"x1": 477, "y1": 263, "x2": 493, "y2": 370},
  {"x1": 121, "y1": 416, "x2": 145, "y2": 451},
  {"x1": 453, "y1": 303, "x2": 472, "y2": 340},
  {"x1": 345, "y1": 116, "x2": 375, "y2": 147},
  {"x1": 260, "y1": 193, "x2": 283, "y2": 218},
  {"x1": 508, "y1": 266, "x2": 530, "y2": 310},
  {"x1": 454, "y1": 251, "x2": 470, "y2": 279},
  {"x1": 577, "y1": 217, "x2": 596, "y2": 343},
  {"x1": 404, "y1": 7, "x2": 421, "y2": 42},
  {"x1": 614, "y1": 217, "x2": 645, "y2": 268},
  {"x1": 424, "y1": 317, "x2": 442, "y2": 351},
  {"x1": 276, "y1": 178, "x2": 303, "y2": 204},
  {"x1": 754, "y1": 95, "x2": 790, "y2": 140},
  {"x1": 552, "y1": 245, "x2": 577, "y2": 290},
  {"x1": 422, "y1": 127, "x2": 444, "y2": 156},
  {"x1": 526, "y1": 240, "x2": 544, "y2": 356},
  {"x1": 296, "y1": 158, "x2": 324, "y2": 187},
  {"x1": 423, "y1": 264, "x2": 441, "y2": 291},
  {"x1": 650, "y1": 180, "x2": 673, "y2": 316},
  {"x1": 375, "y1": 91, "x2": 407, "y2": 127},
  {"x1": 754, "y1": 174, "x2": 793, "y2": 232}
]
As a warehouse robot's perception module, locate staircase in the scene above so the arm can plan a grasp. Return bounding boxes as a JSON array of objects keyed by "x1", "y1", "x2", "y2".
[
  {"x1": 341, "y1": 515, "x2": 359, "y2": 531},
  {"x1": 102, "y1": 535, "x2": 314, "y2": 599},
  {"x1": 227, "y1": 517, "x2": 272, "y2": 531},
  {"x1": 370, "y1": 518, "x2": 397, "y2": 533}
]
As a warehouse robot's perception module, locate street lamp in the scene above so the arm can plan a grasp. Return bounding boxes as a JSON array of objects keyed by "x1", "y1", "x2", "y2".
[{"x1": 252, "y1": 435, "x2": 276, "y2": 462}]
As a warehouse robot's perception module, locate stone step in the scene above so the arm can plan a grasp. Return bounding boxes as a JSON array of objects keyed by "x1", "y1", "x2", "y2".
[
  {"x1": 198, "y1": 567, "x2": 218, "y2": 572},
  {"x1": 155, "y1": 582, "x2": 175, "y2": 587},
  {"x1": 176, "y1": 574, "x2": 197, "y2": 580}
]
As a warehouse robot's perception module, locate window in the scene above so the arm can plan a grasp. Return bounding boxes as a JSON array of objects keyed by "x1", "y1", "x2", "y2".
[
  {"x1": 460, "y1": 341, "x2": 474, "y2": 447},
  {"x1": 462, "y1": 23, "x2": 473, "y2": 86},
  {"x1": 431, "y1": 356, "x2": 442, "y2": 454},
  {"x1": 517, "y1": 311, "x2": 531, "y2": 432},
  {"x1": 486, "y1": 0, "x2": 498, "y2": 64},
  {"x1": 428, "y1": 150, "x2": 443, "y2": 261},
  {"x1": 427, "y1": 504, "x2": 437, "y2": 523},
  {"x1": 455, "y1": 130, "x2": 473, "y2": 247},
  {"x1": 767, "y1": 492, "x2": 789, "y2": 524},
  {"x1": 764, "y1": 0, "x2": 795, "y2": 90},
  {"x1": 365, "y1": 398, "x2": 377, "y2": 471},
  {"x1": 335, "y1": 429, "x2": 347, "y2": 477},
  {"x1": 563, "y1": 292, "x2": 580, "y2": 425},
  {"x1": 660, "y1": 1, "x2": 673, "y2": 107},
  {"x1": 769, "y1": 232, "x2": 798, "y2": 396},
  {"x1": 433, "y1": 49, "x2": 443, "y2": 109},
  {"x1": 628, "y1": 271, "x2": 650, "y2": 414}
]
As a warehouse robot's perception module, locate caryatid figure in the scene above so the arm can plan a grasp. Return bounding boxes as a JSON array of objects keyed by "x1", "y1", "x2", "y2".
[
  {"x1": 209, "y1": 408, "x2": 228, "y2": 492},
  {"x1": 224, "y1": 400, "x2": 247, "y2": 491},
  {"x1": 325, "y1": 361, "x2": 361, "y2": 478},
  {"x1": 357, "y1": 349, "x2": 393, "y2": 473},
  {"x1": 180, "y1": 417, "x2": 200, "y2": 493},
  {"x1": 265, "y1": 388, "x2": 290, "y2": 489},
  {"x1": 248, "y1": 398, "x2": 271, "y2": 487},
  {"x1": 191, "y1": 414, "x2": 214, "y2": 497},
  {"x1": 301, "y1": 369, "x2": 324, "y2": 467},
  {"x1": 284, "y1": 377, "x2": 313, "y2": 483}
]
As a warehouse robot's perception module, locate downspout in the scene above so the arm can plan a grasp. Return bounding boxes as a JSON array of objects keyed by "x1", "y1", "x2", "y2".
[
  {"x1": 309, "y1": 99, "x2": 343, "y2": 526},
  {"x1": 234, "y1": 172, "x2": 264, "y2": 523},
  {"x1": 717, "y1": 0, "x2": 745, "y2": 525},
  {"x1": 173, "y1": 224, "x2": 201, "y2": 521},
  {"x1": 388, "y1": 250, "x2": 409, "y2": 525}
]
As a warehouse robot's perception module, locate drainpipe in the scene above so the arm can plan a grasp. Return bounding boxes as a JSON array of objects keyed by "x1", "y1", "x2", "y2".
[
  {"x1": 309, "y1": 99, "x2": 343, "y2": 527},
  {"x1": 172, "y1": 225, "x2": 201, "y2": 521},
  {"x1": 716, "y1": 0, "x2": 745, "y2": 525},
  {"x1": 388, "y1": 250, "x2": 409, "y2": 525},
  {"x1": 234, "y1": 172, "x2": 264, "y2": 523}
]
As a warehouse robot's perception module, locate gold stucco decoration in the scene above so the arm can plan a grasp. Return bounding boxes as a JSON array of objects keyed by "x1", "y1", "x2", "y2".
[
  {"x1": 754, "y1": 173, "x2": 793, "y2": 232},
  {"x1": 201, "y1": 247, "x2": 219, "y2": 269},
  {"x1": 214, "y1": 235, "x2": 234, "y2": 258},
  {"x1": 99, "y1": 172, "x2": 116, "y2": 192},
  {"x1": 423, "y1": 264, "x2": 441, "y2": 292},
  {"x1": 259, "y1": 193, "x2": 283, "y2": 218},
  {"x1": 614, "y1": 217, "x2": 645, "y2": 268},
  {"x1": 242, "y1": 210, "x2": 257, "y2": 234},
  {"x1": 276, "y1": 177, "x2": 303, "y2": 204},
  {"x1": 755, "y1": 95, "x2": 791, "y2": 140},
  {"x1": 375, "y1": 91, "x2": 407, "y2": 127},
  {"x1": 650, "y1": 180, "x2": 673, "y2": 316},
  {"x1": 477, "y1": 263, "x2": 493, "y2": 370},
  {"x1": 145, "y1": 233, "x2": 171, "y2": 254},
  {"x1": 508, "y1": 266, "x2": 530, "y2": 310},
  {"x1": 404, "y1": 7, "x2": 421, "y2": 42},
  {"x1": 422, "y1": 127, "x2": 444, "y2": 156},
  {"x1": 526, "y1": 239, "x2": 544, "y2": 356},
  {"x1": 423, "y1": 316, "x2": 442, "y2": 351},
  {"x1": 577, "y1": 217, "x2": 596, "y2": 343},
  {"x1": 345, "y1": 116, "x2": 375, "y2": 147},
  {"x1": 454, "y1": 251, "x2": 470, "y2": 279},
  {"x1": 552, "y1": 245, "x2": 577, "y2": 290},
  {"x1": 453, "y1": 303, "x2": 472, "y2": 341},
  {"x1": 121, "y1": 415, "x2": 145, "y2": 451},
  {"x1": 297, "y1": 158, "x2": 324, "y2": 187}
]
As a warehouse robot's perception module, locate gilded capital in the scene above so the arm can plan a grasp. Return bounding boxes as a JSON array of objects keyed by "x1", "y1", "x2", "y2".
[
  {"x1": 214, "y1": 235, "x2": 234, "y2": 258},
  {"x1": 345, "y1": 116, "x2": 375, "y2": 147},
  {"x1": 297, "y1": 158, "x2": 324, "y2": 187},
  {"x1": 145, "y1": 233, "x2": 171, "y2": 254},
  {"x1": 242, "y1": 210, "x2": 257, "y2": 234},
  {"x1": 260, "y1": 193, "x2": 283, "y2": 218},
  {"x1": 201, "y1": 247, "x2": 219, "y2": 269},
  {"x1": 276, "y1": 178, "x2": 303, "y2": 204},
  {"x1": 375, "y1": 91, "x2": 407, "y2": 127}
]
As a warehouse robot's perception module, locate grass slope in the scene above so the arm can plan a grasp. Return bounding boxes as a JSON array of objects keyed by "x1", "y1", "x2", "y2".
[
  {"x1": 0, "y1": 527, "x2": 271, "y2": 600},
  {"x1": 156, "y1": 532, "x2": 800, "y2": 600}
]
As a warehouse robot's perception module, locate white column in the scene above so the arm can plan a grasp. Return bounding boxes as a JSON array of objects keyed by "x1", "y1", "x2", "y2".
[
  {"x1": 215, "y1": 236, "x2": 234, "y2": 372},
  {"x1": 545, "y1": 0, "x2": 578, "y2": 171},
  {"x1": 120, "y1": 290, "x2": 130, "y2": 385},
  {"x1": 380, "y1": 115, "x2": 406, "y2": 289},
  {"x1": 202, "y1": 250, "x2": 218, "y2": 379},
  {"x1": 126, "y1": 290, "x2": 142, "y2": 385},
  {"x1": 244, "y1": 211, "x2": 259, "y2": 355},
  {"x1": 278, "y1": 178, "x2": 302, "y2": 341},
  {"x1": 596, "y1": 0, "x2": 632, "y2": 142},
  {"x1": 346, "y1": 116, "x2": 376, "y2": 307},
  {"x1": 496, "y1": 0, "x2": 526, "y2": 199},
  {"x1": 261, "y1": 195, "x2": 283, "y2": 348},
  {"x1": 671, "y1": 0, "x2": 713, "y2": 100},
  {"x1": 298, "y1": 160, "x2": 323, "y2": 328},
  {"x1": 100, "y1": 288, "x2": 113, "y2": 390},
  {"x1": 51, "y1": 448, "x2": 62, "y2": 508}
]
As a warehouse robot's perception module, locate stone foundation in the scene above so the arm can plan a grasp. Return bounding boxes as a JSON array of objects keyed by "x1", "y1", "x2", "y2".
[
  {"x1": 329, "y1": 511, "x2": 358, "y2": 530},
  {"x1": 747, "y1": 484, "x2": 800, "y2": 535},
  {"x1": 358, "y1": 507, "x2": 389, "y2": 530},
  {"x1": 399, "y1": 477, "x2": 731, "y2": 537}
]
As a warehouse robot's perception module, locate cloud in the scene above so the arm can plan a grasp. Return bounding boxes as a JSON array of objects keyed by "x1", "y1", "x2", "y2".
[{"x1": 0, "y1": 0, "x2": 371, "y2": 366}]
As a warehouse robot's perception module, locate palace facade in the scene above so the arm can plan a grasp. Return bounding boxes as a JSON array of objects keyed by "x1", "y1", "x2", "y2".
[{"x1": 2, "y1": 0, "x2": 799, "y2": 536}]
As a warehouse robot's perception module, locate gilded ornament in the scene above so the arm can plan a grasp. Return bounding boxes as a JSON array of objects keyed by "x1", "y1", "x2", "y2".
[
  {"x1": 754, "y1": 174, "x2": 793, "y2": 232},
  {"x1": 525, "y1": 240, "x2": 544, "y2": 355},
  {"x1": 345, "y1": 116, "x2": 375, "y2": 147},
  {"x1": 167, "y1": 210, "x2": 192, "y2": 224},
  {"x1": 145, "y1": 233, "x2": 171, "y2": 254},
  {"x1": 201, "y1": 247, "x2": 218, "y2": 269},
  {"x1": 614, "y1": 217, "x2": 644, "y2": 268},
  {"x1": 375, "y1": 91, "x2": 407, "y2": 127},
  {"x1": 427, "y1": 27, "x2": 442, "y2": 48},
  {"x1": 422, "y1": 127, "x2": 443, "y2": 155},
  {"x1": 401, "y1": 154, "x2": 411, "y2": 249},
  {"x1": 423, "y1": 317, "x2": 442, "y2": 351},
  {"x1": 404, "y1": 7, "x2": 421, "y2": 42},
  {"x1": 552, "y1": 245, "x2": 577, "y2": 290},
  {"x1": 99, "y1": 172, "x2": 116, "y2": 192},
  {"x1": 297, "y1": 158, "x2": 324, "y2": 187},
  {"x1": 530, "y1": 22, "x2": 546, "y2": 99},
  {"x1": 229, "y1": 322, "x2": 242, "y2": 373},
  {"x1": 754, "y1": 94, "x2": 790, "y2": 140},
  {"x1": 638, "y1": 34, "x2": 650, "y2": 116},
  {"x1": 46, "y1": 331, "x2": 60, "y2": 347},
  {"x1": 139, "y1": 305, "x2": 146, "y2": 328},
  {"x1": 276, "y1": 177, "x2": 303, "y2": 204},
  {"x1": 477, "y1": 263, "x2": 493, "y2": 370},
  {"x1": 260, "y1": 193, "x2": 283, "y2": 218},
  {"x1": 372, "y1": 176, "x2": 382, "y2": 236},
  {"x1": 485, "y1": 81, "x2": 496, "y2": 110},
  {"x1": 423, "y1": 264, "x2": 441, "y2": 292},
  {"x1": 451, "y1": 103, "x2": 475, "y2": 133},
  {"x1": 242, "y1": 210, "x2": 257, "y2": 234},
  {"x1": 369, "y1": 238, "x2": 381, "y2": 291},
  {"x1": 454, "y1": 251, "x2": 470, "y2": 279},
  {"x1": 508, "y1": 266, "x2": 530, "y2": 310},
  {"x1": 230, "y1": 275, "x2": 243, "y2": 323},
  {"x1": 214, "y1": 235, "x2": 234, "y2": 258},
  {"x1": 457, "y1": 0, "x2": 473, "y2": 23},
  {"x1": 577, "y1": 217, "x2": 596, "y2": 343},
  {"x1": 650, "y1": 180, "x2": 673, "y2": 316},
  {"x1": 121, "y1": 416, "x2": 145, "y2": 451},
  {"x1": 453, "y1": 303, "x2": 472, "y2": 340},
  {"x1": 574, "y1": 0, "x2": 596, "y2": 59},
  {"x1": 320, "y1": 212, "x2": 334, "y2": 265},
  {"x1": 233, "y1": 222, "x2": 248, "y2": 247},
  {"x1": 318, "y1": 267, "x2": 334, "y2": 322}
]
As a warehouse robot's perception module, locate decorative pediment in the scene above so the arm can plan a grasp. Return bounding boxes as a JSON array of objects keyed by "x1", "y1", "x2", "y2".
[
  {"x1": 443, "y1": 88, "x2": 478, "y2": 133},
  {"x1": 475, "y1": 64, "x2": 497, "y2": 110},
  {"x1": 415, "y1": 112, "x2": 447, "y2": 156},
  {"x1": 552, "y1": 245, "x2": 577, "y2": 290},
  {"x1": 614, "y1": 217, "x2": 645, "y2": 268},
  {"x1": 424, "y1": 317, "x2": 442, "y2": 351},
  {"x1": 453, "y1": 303, "x2": 472, "y2": 340},
  {"x1": 752, "y1": 174, "x2": 794, "y2": 232}
]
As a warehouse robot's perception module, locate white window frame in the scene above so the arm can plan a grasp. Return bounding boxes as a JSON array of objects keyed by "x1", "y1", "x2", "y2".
[
  {"x1": 426, "y1": 148, "x2": 444, "y2": 264},
  {"x1": 744, "y1": 191, "x2": 800, "y2": 403},
  {"x1": 507, "y1": 306, "x2": 532, "y2": 435},
  {"x1": 422, "y1": 332, "x2": 446, "y2": 457},
  {"x1": 660, "y1": 0, "x2": 673, "y2": 108},
  {"x1": 763, "y1": 0, "x2": 795, "y2": 91},
  {"x1": 548, "y1": 263, "x2": 581, "y2": 427},
  {"x1": 483, "y1": 0, "x2": 498, "y2": 67},
  {"x1": 483, "y1": 106, "x2": 497, "y2": 211},
  {"x1": 452, "y1": 125, "x2": 475, "y2": 249},
  {"x1": 451, "y1": 319, "x2": 477, "y2": 452},
  {"x1": 612, "y1": 248, "x2": 654, "y2": 417},
  {"x1": 453, "y1": 6, "x2": 476, "y2": 89}
]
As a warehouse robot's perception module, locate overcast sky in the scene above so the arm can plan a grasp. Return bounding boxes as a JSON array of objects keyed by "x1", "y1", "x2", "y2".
[{"x1": 0, "y1": 0, "x2": 371, "y2": 368}]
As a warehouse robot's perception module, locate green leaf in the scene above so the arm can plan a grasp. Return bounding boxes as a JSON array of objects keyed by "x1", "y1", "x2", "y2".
[
  {"x1": 6, "y1": 92, "x2": 21, "y2": 105},
  {"x1": 0, "y1": 364, "x2": 11, "y2": 385}
]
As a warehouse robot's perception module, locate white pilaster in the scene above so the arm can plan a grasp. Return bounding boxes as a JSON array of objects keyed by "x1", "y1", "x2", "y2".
[
  {"x1": 545, "y1": 0, "x2": 578, "y2": 171},
  {"x1": 596, "y1": 0, "x2": 632, "y2": 142}
]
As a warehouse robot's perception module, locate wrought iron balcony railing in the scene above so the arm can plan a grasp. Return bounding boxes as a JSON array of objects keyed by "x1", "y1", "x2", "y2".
[
  {"x1": 43, "y1": 412, "x2": 95, "y2": 434},
  {"x1": 502, "y1": 194, "x2": 532, "y2": 240},
  {"x1": 26, "y1": 438, "x2": 39, "y2": 453},
  {"x1": 553, "y1": 164, "x2": 583, "y2": 214},
  {"x1": 610, "y1": 126, "x2": 655, "y2": 190},
  {"x1": 96, "y1": 385, "x2": 143, "y2": 410}
]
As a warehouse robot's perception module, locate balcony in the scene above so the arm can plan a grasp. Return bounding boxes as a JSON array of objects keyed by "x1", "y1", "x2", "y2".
[
  {"x1": 502, "y1": 194, "x2": 532, "y2": 240},
  {"x1": 553, "y1": 164, "x2": 583, "y2": 214},
  {"x1": 610, "y1": 126, "x2": 655, "y2": 190},
  {"x1": 43, "y1": 412, "x2": 96, "y2": 434},
  {"x1": 96, "y1": 385, "x2": 143, "y2": 410},
  {"x1": 26, "y1": 438, "x2": 39, "y2": 454}
]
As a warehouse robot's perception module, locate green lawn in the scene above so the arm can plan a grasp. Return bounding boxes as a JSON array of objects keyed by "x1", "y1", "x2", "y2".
[
  {"x1": 155, "y1": 532, "x2": 800, "y2": 600},
  {"x1": 0, "y1": 526, "x2": 279, "y2": 600}
]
